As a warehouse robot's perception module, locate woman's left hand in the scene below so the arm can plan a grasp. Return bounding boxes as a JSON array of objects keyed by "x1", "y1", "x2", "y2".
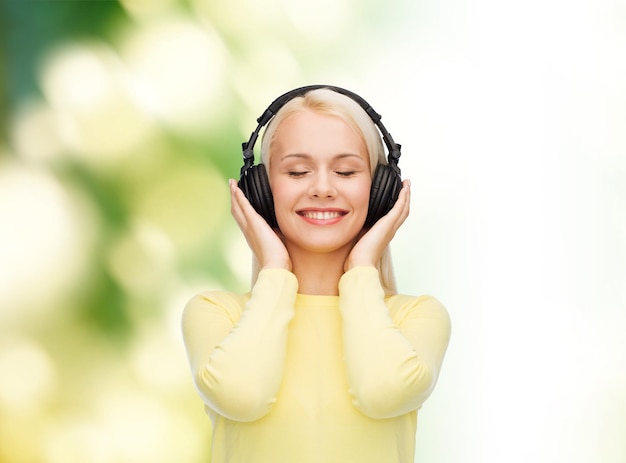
[{"x1": 344, "y1": 179, "x2": 411, "y2": 272}]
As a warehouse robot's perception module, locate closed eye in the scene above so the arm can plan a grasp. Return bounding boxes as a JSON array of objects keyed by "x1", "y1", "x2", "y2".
[
  {"x1": 288, "y1": 171, "x2": 309, "y2": 177},
  {"x1": 336, "y1": 171, "x2": 357, "y2": 177}
]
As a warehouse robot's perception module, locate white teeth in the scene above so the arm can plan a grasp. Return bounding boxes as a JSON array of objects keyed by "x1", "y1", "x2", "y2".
[{"x1": 302, "y1": 211, "x2": 342, "y2": 220}]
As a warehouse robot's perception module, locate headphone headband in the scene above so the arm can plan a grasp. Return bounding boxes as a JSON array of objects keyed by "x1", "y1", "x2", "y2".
[{"x1": 241, "y1": 85, "x2": 401, "y2": 176}]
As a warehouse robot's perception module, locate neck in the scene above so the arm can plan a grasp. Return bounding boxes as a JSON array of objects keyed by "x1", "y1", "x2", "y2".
[{"x1": 290, "y1": 250, "x2": 348, "y2": 296}]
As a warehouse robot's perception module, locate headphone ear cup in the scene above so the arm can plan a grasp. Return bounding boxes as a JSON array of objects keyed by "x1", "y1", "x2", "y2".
[
  {"x1": 365, "y1": 164, "x2": 402, "y2": 228},
  {"x1": 238, "y1": 164, "x2": 278, "y2": 228}
]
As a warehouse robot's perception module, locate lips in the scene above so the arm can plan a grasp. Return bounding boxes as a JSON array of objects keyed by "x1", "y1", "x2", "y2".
[{"x1": 296, "y1": 209, "x2": 348, "y2": 222}]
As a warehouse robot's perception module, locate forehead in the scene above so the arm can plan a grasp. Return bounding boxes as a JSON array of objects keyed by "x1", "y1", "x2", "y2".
[{"x1": 270, "y1": 109, "x2": 367, "y2": 158}]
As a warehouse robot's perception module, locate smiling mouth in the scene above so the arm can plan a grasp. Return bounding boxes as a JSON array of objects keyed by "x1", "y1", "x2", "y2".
[{"x1": 297, "y1": 210, "x2": 347, "y2": 220}]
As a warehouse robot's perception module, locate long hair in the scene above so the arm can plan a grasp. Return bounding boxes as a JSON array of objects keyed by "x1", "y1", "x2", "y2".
[{"x1": 250, "y1": 88, "x2": 398, "y2": 295}]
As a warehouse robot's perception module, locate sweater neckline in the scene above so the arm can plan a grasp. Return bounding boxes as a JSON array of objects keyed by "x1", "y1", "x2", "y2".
[{"x1": 295, "y1": 293, "x2": 339, "y2": 308}]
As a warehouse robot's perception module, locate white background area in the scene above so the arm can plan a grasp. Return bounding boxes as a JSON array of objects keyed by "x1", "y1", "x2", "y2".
[{"x1": 362, "y1": 0, "x2": 626, "y2": 461}]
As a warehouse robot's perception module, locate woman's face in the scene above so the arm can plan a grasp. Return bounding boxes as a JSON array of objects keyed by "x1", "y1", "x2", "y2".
[{"x1": 268, "y1": 109, "x2": 371, "y2": 260}]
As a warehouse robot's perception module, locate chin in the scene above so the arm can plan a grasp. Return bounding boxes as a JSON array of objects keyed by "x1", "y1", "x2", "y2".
[{"x1": 288, "y1": 238, "x2": 356, "y2": 256}]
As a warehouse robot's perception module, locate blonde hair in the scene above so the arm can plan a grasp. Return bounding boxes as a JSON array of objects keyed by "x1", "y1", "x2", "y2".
[{"x1": 250, "y1": 88, "x2": 398, "y2": 295}]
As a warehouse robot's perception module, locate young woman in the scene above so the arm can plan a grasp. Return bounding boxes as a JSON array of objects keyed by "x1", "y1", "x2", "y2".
[{"x1": 182, "y1": 87, "x2": 451, "y2": 463}]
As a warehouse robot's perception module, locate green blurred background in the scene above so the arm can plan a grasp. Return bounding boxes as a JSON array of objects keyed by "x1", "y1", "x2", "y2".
[{"x1": 1, "y1": 1, "x2": 625, "y2": 462}]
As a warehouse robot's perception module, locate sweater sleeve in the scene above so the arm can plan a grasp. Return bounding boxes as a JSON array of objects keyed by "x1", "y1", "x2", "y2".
[
  {"x1": 338, "y1": 266, "x2": 451, "y2": 419},
  {"x1": 181, "y1": 268, "x2": 298, "y2": 422}
]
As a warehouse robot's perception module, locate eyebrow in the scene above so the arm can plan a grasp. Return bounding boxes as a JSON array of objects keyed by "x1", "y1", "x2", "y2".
[{"x1": 279, "y1": 153, "x2": 365, "y2": 162}]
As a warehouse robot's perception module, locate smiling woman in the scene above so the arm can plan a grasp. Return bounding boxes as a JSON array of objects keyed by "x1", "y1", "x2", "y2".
[{"x1": 181, "y1": 86, "x2": 451, "y2": 463}]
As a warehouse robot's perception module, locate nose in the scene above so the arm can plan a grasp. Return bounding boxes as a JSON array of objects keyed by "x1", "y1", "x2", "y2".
[{"x1": 308, "y1": 171, "x2": 337, "y2": 198}]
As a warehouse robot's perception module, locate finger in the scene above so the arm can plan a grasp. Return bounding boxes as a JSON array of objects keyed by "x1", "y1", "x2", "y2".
[
  {"x1": 393, "y1": 179, "x2": 411, "y2": 219},
  {"x1": 231, "y1": 178, "x2": 269, "y2": 226},
  {"x1": 398, "y1": 178, "x2": 411, "y2": 207},
  {"x1": 229, "y1": 179, "x2": 243, "y2": 218},
  {"x1": 379, "y1": 178, "x2": 410, "y2": 227},
  {"x1": 397, "y1": 179, "x2": 411, "y2": 221},
  {"x1": 230, "y1": 179, "x2": 278, "y2": 249},
  {"x1": 229, "y1": 179, "x2": 250, "y2": 229}
]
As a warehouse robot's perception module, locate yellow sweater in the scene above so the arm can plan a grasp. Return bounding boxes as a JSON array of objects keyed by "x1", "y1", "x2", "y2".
[{"x1": 182, "y1": 266, "x2": 451, "y2": 463}]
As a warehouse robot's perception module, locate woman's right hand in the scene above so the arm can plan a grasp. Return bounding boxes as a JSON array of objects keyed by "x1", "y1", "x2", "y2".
[{"x1": 229, "y1": 179, "x2": 292, "y2": 271}]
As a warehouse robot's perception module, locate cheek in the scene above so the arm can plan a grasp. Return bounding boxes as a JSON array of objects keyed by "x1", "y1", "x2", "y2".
[
  {"x1": 269, "y1": 181, "x2": 292, "y2": 214},
  {"x1": 354, "y1": 180, "x2": 372, "y2": 210}
]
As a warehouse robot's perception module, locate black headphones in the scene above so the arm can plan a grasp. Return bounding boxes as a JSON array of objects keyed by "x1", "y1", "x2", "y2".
[{"x1": 238, "y1": 85, "x2": 402, "y2": 229}]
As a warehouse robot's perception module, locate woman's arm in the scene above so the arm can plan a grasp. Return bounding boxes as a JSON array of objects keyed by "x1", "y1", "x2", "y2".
[
  {"x1": 338, "y1": 266, "x2": 451, "y2": 419},
  {"x1": 181, "y1": 178, "x2": 296, "y2": 421},
  {"x1": 181, "y1": 268, "x2": 297, "y2": 422}
]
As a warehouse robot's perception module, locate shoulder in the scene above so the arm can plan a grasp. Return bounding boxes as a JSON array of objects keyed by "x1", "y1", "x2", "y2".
[
  {"x1": 182, "y1": 269, "x2": 296, "y2": 324},
  {"x1": 385, "y1": 293, "x2": 451, "y2": 325},
  {"x1": 183, "y1": 289, "x2": 250, "y2": 324}
]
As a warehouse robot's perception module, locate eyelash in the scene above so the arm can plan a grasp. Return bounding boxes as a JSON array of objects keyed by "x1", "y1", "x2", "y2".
[
  {"x1": 336, "y1": 171, "x2": 356, "y2": 177},
  {"x1": 287, "y1": 170, "x2": 357, "y2": 178},
  {"x1": 288, "y1": 171, "x2": 309, "y2": 178}
]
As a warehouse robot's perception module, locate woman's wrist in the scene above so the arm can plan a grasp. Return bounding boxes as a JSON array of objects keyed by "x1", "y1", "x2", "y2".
[
  {"x1": 260, "y1": 257, "x2": 292, "y2": 271},
  {"x1": 344, "y1": 257, "x2": 376, "y2": 272}
]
